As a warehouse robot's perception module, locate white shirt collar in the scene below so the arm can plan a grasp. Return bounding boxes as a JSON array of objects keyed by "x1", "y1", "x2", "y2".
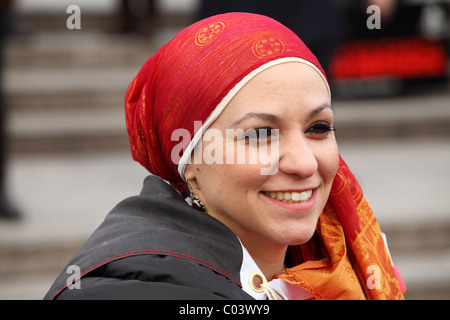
[{"x1": 238, "y1": 240, "x2": 313, "y2": 300}]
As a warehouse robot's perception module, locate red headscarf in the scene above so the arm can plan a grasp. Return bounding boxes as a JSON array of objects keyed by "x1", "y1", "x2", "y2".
[{"x1": 125, "y1": 12, "x2": 405, "y2": 299}]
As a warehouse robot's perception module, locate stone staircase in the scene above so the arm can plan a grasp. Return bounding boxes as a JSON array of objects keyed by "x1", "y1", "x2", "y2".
[
  {"x1": 1, "y1": 14, "x2": 450, "y2": 299},
  {"x1": 5, "y1": 30, "x2": 156, "y2": 156}
]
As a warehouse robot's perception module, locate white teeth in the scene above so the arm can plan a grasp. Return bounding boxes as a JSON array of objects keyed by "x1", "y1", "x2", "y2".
[{"x1": 265, "y1": 190, "x2": 312, "y2": 203}]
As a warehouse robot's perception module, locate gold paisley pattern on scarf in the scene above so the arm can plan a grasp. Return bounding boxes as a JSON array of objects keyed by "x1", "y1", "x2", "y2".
[
  {"x1": 252, "y1": 37, "x2": 285, "y2": 58},
  {"x1": 195, "y1": 21, "x2": 226, "y2": 46}
]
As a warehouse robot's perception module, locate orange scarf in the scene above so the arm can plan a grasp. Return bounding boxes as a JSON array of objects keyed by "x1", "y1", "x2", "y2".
[{"x1": 276, "y1": 156, "x2": 405, "y2": 300}]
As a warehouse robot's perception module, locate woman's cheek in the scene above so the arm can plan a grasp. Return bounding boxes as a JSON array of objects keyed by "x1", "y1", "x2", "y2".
[{"x1": 322, "y1": 143, "x2": 340, "y2": 185}]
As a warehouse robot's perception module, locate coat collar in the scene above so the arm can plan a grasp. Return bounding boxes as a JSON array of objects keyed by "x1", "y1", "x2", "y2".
[{"x1": 45, "y1": 175, "x2": 244, "y2": 299}]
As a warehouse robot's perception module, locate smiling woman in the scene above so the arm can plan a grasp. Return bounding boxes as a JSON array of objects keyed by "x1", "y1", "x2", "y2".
[
  {"x1": 45, "y1": 12, "x2": 406, "y2": 300},
  {"x1": 184, "y1": 62, "x2": 339, "y2": 282}
]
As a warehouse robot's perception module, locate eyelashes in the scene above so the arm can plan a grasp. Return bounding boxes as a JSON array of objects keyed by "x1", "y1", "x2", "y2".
[
  {"x1": 242, "y1": 122, "x2": 335, "y2": 143},
  {"x1": 305, "y1": 121, "x2": 336, "y2": 136},
  {"x1": 244, "y1": 127, "x2": 276, "y2": 142}
]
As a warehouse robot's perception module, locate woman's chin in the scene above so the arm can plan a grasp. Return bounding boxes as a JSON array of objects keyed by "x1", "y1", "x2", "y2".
[{"x1": 275, "y1": 224, "x2": 318, "y2": 247}]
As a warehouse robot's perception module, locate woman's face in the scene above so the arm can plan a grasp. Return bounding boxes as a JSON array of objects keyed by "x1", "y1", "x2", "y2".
[{"x1": 185, "y1": 62, "x2": 339, "y2": 249}]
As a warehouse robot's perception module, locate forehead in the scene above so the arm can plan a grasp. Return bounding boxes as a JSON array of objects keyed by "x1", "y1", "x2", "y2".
[{"x1": 216, "y1": 62, "x2": 330, "y2": 122}]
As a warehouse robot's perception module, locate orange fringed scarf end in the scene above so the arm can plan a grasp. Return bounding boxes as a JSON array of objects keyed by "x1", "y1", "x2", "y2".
[{"x1": 276, "y1": 156, "x2": 405, "y2": 300}]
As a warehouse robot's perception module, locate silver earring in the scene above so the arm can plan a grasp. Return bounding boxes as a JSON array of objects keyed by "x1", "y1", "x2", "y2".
[{"x1": 190, "y1": 190, "x2": 206, "y2": 213}]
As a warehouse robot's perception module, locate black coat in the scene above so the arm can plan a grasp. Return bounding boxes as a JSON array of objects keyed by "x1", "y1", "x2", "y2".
[{"x1": 44, "y1": 175, "x2": 252, "y2": 300}]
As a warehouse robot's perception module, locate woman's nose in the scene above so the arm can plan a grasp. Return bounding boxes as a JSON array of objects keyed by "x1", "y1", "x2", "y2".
[{"x1": 278, "y1": 134, "x2": 318, "y2": 178}]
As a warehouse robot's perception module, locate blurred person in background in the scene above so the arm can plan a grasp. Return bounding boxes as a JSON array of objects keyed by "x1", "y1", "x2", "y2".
[
  {"x1": 0, "y1": 0, "x2": 20, "y2": 220},
  {"x1": 367, "y1": 0, "x2": 397, "y2": 23},
  {"x1": 344, "y1": 0, "x2": 398, "y2": 39},
  {"x1": 198, "y1": 0, "x2": 405, "y2": 88},
  {"x1": 198, "y1": 0, "x2": 346, "y2": 76},
  {"x1": 118, "y1": 0, "x2": 156, "y2": 37},
  {"x1": 332, "y1": 0, "x2": 447, "y2": 95}
]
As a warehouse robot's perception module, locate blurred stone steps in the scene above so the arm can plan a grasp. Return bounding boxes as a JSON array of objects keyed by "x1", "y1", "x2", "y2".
[
  {"x1": 382, "y1": 222, "x2": 450, "y2": 255},
  {"x1": 8, "y1": 105, "x2": 129, "y2": 154},
  {"x1": 5, "y1": 70, "x2": 133, "y2": 154},
  {"x1": 392, "y1": 250, "x2": 450, "y2": 299},
  {"x1": 381, "y1": 221, "x2": 450, "y2": 299},
  {"x1": 6, "y1": 32, "x2": 155, "y2": 70},
  {"x1": 333, "y1": 88, "x2": 450, "y2": 140},
  {"x1": 4, "y1": 32, "x2": 156, "y2": 155}
]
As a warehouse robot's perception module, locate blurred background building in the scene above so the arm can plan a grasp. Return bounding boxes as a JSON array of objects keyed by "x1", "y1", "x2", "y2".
[{"x1": 0, "y1": 0, "x2": 449, "y2": 299}]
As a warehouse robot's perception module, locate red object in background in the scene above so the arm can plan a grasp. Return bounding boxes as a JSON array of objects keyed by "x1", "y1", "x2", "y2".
[{"x1": 329, "y1": 36, "x2": 447, "y2": 80}]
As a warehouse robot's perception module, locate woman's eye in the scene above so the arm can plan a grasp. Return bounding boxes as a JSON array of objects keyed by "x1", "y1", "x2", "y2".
[
  {"x1": 305, "y1": 122, "x2": 335, "y2": 136},
  {"x1": 244, "y1": 127, "x2": 276, "y2": 142}
]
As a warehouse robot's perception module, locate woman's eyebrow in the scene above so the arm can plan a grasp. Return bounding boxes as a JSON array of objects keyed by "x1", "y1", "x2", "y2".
[
  {"x1": 230, "y1": 104, "x2": 332, "y2": 127},
  {"x1": 306, "y1": 104, "x2": 333, "y2": 121},
  {"x1": 230, "y1": 112, "x2": 280, "y2": 127}
]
